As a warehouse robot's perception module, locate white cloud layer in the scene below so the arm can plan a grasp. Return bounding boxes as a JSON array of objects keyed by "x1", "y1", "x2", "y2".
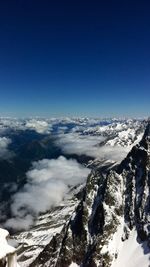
[
  {"x1": 25, "y1": 119, "x2": 50, "y2": 134},
  {"x1": 56, "y1": 133, "x2": 138, "y2": 162},
  {"x1": 56, "y1": 133, "x2": 106, "y2": 157},
  {"x1": 5, "y1": 156, "x2": 90, "y2": 230}
]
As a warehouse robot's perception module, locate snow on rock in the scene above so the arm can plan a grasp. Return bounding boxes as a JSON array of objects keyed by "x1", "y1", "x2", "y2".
[
  {"x1": 106, "y1": 129, "x2": 144, "y2": 147},
  {"x1": 69, "y1": 263, "x2": 79, "y2": 267},
  {"x1": 14, "y1": 187, "x2": 82, "y2": 267}
]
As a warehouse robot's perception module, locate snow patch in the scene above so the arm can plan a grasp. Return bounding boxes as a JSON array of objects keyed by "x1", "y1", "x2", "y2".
[
  {"x1": 69, "y1": 262, "x2": 79, "y2": 267},
  {"x1": 0, "y1": 228, "x2": 16, "y2": 258}
]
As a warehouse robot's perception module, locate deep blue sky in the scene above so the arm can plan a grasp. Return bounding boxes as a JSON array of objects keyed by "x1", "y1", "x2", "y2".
[{"x1": 0, "y1": 0, "x2": 149, "y2": 117}]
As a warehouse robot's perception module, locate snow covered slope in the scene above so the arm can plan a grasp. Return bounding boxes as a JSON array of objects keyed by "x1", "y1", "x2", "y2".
[
  {"x1": 111, "y1": 229, "x2": 150, "y2": 267},
  {"x1": 14, "y1": 185, "x2": 84, "y2": 267}
]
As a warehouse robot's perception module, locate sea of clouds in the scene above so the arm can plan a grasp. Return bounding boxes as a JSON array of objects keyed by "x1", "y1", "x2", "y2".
[{"x1": 0, "y1": 117, "x2": 144, "y2": 230}]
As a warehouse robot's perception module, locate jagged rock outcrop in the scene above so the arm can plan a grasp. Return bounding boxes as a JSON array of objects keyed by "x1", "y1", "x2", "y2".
[
  {"x1": 118, "y1": 122, "x2": 150, "y2": 242},
  {"x1": 28, "y1": 122, "x2": 150, "y2": 267}
]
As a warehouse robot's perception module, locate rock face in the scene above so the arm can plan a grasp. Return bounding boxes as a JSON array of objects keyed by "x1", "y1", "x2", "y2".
[{"x1": 15, "y1": 122, "x2": 149, "y2": 267}]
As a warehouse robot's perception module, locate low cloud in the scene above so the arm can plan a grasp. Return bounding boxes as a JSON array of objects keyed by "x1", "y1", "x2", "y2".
[
  {"x1": 25, "y1": 119, "x2": 51, "y2": 134},
  {"x1": 56, "y1": 133, "x2": 106, "y2": 158},
  {"x1": 0, "y1": 137, "x2": 13, "y2": 159},
  {"x1": 95, "y1": 145, "x2": 132, "y2": 162},
  {"x1": 5, "y1": 156, "x2": 90, "y2": 230},
  {"x1": 5, "y1": 215, "x2": 34, "y2": 231},
  {"x1": 56, "y1": 133, "x2": 136, "y2": 162}
]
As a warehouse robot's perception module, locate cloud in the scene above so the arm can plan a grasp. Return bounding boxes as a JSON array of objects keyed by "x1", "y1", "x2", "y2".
[
  {"x1": 55, "y1": 132, "x2": 139, "y2": 162},
  {"x1": 56, "y1": 133, "x2": 106, "y2": 157},
  {"x1": 0, "y1": 137, "x2": 13, "y2": 159},
  {"x1": 4, "y1": 215, "x2": 34, "y2": 231},
  {"x1": 94, "y1": 145, "x2": 132, "y2": 162},
  {"x1": 5, "y1": 156, "x2": 90, "y2": 230},
  {"x1": 25, "y1": 119, "x2": 51, "y2": 134},
  {"x1": 0, "y1": 118, "x2": 27, "y2": 134}
]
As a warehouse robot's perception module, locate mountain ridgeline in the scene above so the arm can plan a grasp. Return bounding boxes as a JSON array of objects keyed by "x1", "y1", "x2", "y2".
[{"x1": 27, "y1": 121, "x2": 150, "y2": 267}]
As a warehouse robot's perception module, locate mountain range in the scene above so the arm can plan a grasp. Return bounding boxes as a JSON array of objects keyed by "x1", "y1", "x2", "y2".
[{"x1": 0, "y1": 117, "x2": 147, "y2": 267}]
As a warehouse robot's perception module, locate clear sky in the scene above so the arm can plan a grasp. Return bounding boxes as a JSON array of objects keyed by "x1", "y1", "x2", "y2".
[{"x1": 0, "y1": 0, "x2": 149, "y2": 117}]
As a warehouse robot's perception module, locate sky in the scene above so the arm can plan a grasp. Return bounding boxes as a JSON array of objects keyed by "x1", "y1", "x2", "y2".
[{"x1": 0, "y1": 0, "x2": 149, "y2": 117}]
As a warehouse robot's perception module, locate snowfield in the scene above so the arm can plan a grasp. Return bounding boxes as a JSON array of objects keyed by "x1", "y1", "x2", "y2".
[{"x1": 111, "y1": 229, "x2": 150, "y2": 267}]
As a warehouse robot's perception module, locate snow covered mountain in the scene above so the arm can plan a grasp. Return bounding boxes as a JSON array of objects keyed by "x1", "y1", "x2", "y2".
[
  {"x1": 0, "y1": 118, "x2": 149, "y2": 267},
  {"x1": 8, "y1": 119, "x2": 149, "y2": 267}
]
